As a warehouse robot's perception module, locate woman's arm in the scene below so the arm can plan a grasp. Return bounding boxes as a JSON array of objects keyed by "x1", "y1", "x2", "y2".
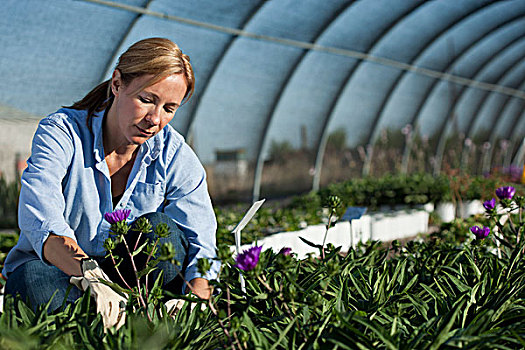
[
  {"x1": 163, "y1": 139, "x2": 220, "y2": 297},
  {"x1": 42, "y1": 233, "x2": 89, "y2": 276},
  {"x1": 18, "y1": 116, "x2": 79, "y2": 264}
]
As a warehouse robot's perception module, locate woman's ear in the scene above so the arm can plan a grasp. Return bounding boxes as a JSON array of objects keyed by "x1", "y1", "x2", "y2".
[{"x1": 111, "y1": 69, "x2": 122, "y2": 96}]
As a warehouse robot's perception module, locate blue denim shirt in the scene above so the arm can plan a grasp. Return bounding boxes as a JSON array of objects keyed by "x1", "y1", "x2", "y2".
[{"x1": 2, "y1": 108, "x2": 219, "y2": 283}]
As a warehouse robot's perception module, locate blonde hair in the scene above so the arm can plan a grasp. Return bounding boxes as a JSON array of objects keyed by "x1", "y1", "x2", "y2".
[{"x1": 67, "y1": 37, "x2": 195, "y2": 128}]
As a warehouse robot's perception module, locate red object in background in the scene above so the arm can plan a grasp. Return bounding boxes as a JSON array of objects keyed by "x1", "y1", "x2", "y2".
[{"x1": 15, "y1": 153, "x2": 27, "y2": 178}]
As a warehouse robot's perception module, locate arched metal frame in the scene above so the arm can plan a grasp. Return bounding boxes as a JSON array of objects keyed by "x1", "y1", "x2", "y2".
[
  {"x1": 434, "y1": 42, "x2": 525, "y2": 175},
  {"x1": 184, "y1": 1, "x2": 267, "y2": 139},
  {"x1": 480, "y1": 65, "x2": 525, "y2": 173},
  {"x1": 310, "y1": 1, "x2": 425, "y2": 191},
  {"x1": 483, "y1": 72, "x2": 525, "y2": 171},
  {"x1": 442, "y1": 55, "x2": 525, "y2": 173},
  {"x1": 465, "y1": 55, "x2": 525, "y2": 140},
  {"x1": 251, "y1": 0, "x2": 355, "y2": 202},
  {"x1": 427, "y1": 34, "x2": 525, "y2": 170},
  {"x1": 75, "y1": 0, "x2": 520, "y2": 198},
  {"x1": 2, "y1": 0, "x2": 525, "y2": 200},
  {"x1": 358, "y1": 1, "x2": 498, "y2": 176},
  {"x1": 188, "y1": 2, "x2": 402, "y2": 170},
  {"x1": 400, "y1": 17, "x2": 525, "y2": 173}
]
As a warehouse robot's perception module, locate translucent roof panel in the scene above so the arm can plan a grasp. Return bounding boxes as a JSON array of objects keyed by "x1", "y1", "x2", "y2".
[
  {"x1": 376, "y1": 1, "x2": 525, "y2": 139},
  {"x1": 0, "y1": 0, "x2": 148, "y2": 115},
  {"x1": 1, "y1": 0, "x2": 523, "y2": 174},
  {"x1": 190, "y1": 0, "x2": 352, "y2": 162},
  {"x1": 263, "y1": 0, "x2": 419, "y2": 157}
]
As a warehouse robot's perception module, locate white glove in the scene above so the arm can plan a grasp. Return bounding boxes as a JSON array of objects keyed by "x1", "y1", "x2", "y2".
[{"x1": 70, "y1": 259, "x2": 127, "y2": 330}]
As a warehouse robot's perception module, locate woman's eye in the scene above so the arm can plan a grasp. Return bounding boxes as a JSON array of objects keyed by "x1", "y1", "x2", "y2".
[
  {"x1": 164, "y1": 107, "x2": 175, "y2": 114},
  {"x1": 138, "y1": 96, "x2": 151, "y2": 103}
]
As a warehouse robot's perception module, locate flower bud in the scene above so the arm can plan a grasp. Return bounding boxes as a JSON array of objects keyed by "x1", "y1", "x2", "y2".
[{"x1": 470, "y1": 225, "x2": 490, "y2": 240}]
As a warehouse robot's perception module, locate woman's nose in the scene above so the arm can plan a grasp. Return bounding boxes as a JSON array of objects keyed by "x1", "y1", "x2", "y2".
[{"x1": 145, "y1": 107, "x2": 161, "y2": 125}]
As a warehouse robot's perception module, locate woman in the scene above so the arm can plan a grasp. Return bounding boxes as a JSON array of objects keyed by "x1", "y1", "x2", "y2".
[{"x1": 2, "y1": 38, "x2": 219, "y2": 328}]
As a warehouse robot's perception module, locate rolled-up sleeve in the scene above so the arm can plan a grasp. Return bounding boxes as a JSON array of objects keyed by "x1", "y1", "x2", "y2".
[
  {"x1": 163, "y1": 142, "x2": 220, "y2": 282},
  {"x1": 18, "y1": 116, "x2": 76, "y2": 261}
]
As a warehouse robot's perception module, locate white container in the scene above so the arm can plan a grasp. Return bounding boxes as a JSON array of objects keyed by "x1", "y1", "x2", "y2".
[
  {"x1": 435, "y1": 202, "x2": 456, "y2": 223},
  {"x1": 234, "y1": 205, "x2": 429, "y2": 258},
  {"x1": 369, "y1": 209, "x2": 429, "y2": 242},
  {"x1": 459, "y1": 200, "x2": 485, "y2": 218}
]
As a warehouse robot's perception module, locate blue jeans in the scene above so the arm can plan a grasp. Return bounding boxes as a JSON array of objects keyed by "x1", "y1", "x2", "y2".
[{"x1": 4, "y1": 212, "x2": 188, "y2": 312}]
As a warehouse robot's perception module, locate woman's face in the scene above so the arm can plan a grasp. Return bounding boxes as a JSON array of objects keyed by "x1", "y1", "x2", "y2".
[{"x1": 109, "y1": 71, "x2": 188, "y2": 146}]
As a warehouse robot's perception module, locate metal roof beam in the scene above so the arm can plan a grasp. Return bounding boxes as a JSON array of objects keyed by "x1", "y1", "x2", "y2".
[
  {"x1": 435, "y1": 49, "x2": 525, "y2": 175},
  {"x1": 311, "y1": 1, "x2": 425, "y2": 191},
  {"x1": 79, "y1": 0, "x2": 525, "y2": 101},
  {"x1": 361, "y1": 1, "x2": 498, "y2": 176},
  {"x1": 251, "y1": 0, "x2": 356, "y2": 202},
  {"x1": 401, "y1": 17, "x2": 525, "y2": 173}
]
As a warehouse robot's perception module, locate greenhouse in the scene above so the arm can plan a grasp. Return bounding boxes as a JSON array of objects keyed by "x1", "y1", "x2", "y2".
[{"x1": 0, "y1": 0, "x2": 525, "y2": 348}]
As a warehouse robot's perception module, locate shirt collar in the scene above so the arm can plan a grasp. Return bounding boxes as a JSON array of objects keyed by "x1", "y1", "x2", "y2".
[{"x1": 91, "y1": 109, "x2": 162, "y2": 163}]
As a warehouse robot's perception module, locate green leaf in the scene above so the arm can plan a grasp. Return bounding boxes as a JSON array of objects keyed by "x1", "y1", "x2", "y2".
[
  {"x1": 137, "y1": 265, "x2": 158, "y2": 280},
  {"x1": 429, "y1": 295, "x2": 467, "y2": 350},
  {"x1": 253, "y1": 293, "x2": 268, "y2": 300},
  {"x1": 132, "y1": 240, "x2": 150, "y2": 257},
  {"x1": 269, "y1": 316, "x2": 296, "y2": 350},
  {"x1": 298, "y1": 236, "x2": 322, "y2": 249}
]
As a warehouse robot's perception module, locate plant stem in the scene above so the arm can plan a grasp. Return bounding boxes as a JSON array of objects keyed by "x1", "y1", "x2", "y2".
[
  {"x1": 133, "y1": 230, "x2": 144, "y2": 252},
  {"x1": 226, "y1": 286, "x2": 232, "y2": 320},
  {"x1": 207, "y1": 297, "x2": 240, "y2": 350},
  {"x1": 256, "y1": 274, "x2": 273, "y2": 292},
  {"x1": 321, "y1": 211, "x2": 334, "y2": 259},
  {"x1": 109, "y1": 250, "x2": 133, "y2": 290},
  {"x1": 122, "y1": 237, "x2": 150, "y2": 321},
  {"x1": 144, "y1": 237, "x2": 160, "y2": 302}
]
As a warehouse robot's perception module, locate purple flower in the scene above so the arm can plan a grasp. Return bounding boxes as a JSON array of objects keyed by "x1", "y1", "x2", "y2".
[
  {"x1": 495, "y1": 186, "x2": 516, "y2": 200},
  {"x1": 279, "y1": 247, "x2": 292, "y2": 256},
  {"x1": 104, "y1": 209, "x2": 131, "y2": 224},
  {"x1": 235, "y1": 246, "x2": 262, "y2": 271},
  {"x1": 483, "y1": 198, "x2": 496, "y2": 211},
  {"x1": 470, "y1": 226, "x2": 490, "y2": 240}
]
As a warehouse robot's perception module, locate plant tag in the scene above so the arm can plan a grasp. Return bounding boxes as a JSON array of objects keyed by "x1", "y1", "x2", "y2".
[
  {"x1": 232, "y1": 199, "x2": 266, "y2": 253},
  {"x1": 341, "y1": 206, "x2": 367, "y2": 222},
  {"x1": 231, "y1": 199, "x2": 265, "y2": 295}
]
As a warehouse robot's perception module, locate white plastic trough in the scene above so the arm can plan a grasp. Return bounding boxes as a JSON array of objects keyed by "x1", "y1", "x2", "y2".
[
  {"x1": 236, "y1": 205, "x2": 431, "y2": 259},
  {"x1": 435, "y1": 200, "x2": 486, "y2": 223}
]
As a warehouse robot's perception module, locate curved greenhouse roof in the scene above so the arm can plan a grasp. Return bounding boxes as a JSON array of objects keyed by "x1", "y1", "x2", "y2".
[{"x1": 1, "y1": 0, "x2": 524, "y2": 199}]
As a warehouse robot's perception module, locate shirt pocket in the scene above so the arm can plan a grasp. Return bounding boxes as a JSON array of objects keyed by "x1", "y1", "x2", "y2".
[{"x1": 130, "y1": 181, "x2": 165, "y2": 214}]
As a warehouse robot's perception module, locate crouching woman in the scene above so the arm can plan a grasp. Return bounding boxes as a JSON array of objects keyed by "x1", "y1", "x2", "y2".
[{"x1": 2, "y1": 37, "x2": 219, "y2": 328}]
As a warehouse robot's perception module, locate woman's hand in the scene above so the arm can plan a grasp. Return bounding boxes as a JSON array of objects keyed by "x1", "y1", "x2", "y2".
[{"x1": 187, "y1": 277, "x2": 212, "y2": 299}]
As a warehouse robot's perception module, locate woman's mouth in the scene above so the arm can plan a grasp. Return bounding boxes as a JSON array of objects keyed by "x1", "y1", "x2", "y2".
[{"x1": 136, "y1": 126, "x2": 154, "y2": 136}]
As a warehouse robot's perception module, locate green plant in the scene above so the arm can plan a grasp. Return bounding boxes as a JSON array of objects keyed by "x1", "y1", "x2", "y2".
[
  {"x1": 0, "y1": 177, "x2": 19, "y2": 229},
  {"x1": 102, "y1": 210, "x2": 181, "y2": 322},
  {"x1": 2, "y1": 182, "x2": 525, "y2": 349}
]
